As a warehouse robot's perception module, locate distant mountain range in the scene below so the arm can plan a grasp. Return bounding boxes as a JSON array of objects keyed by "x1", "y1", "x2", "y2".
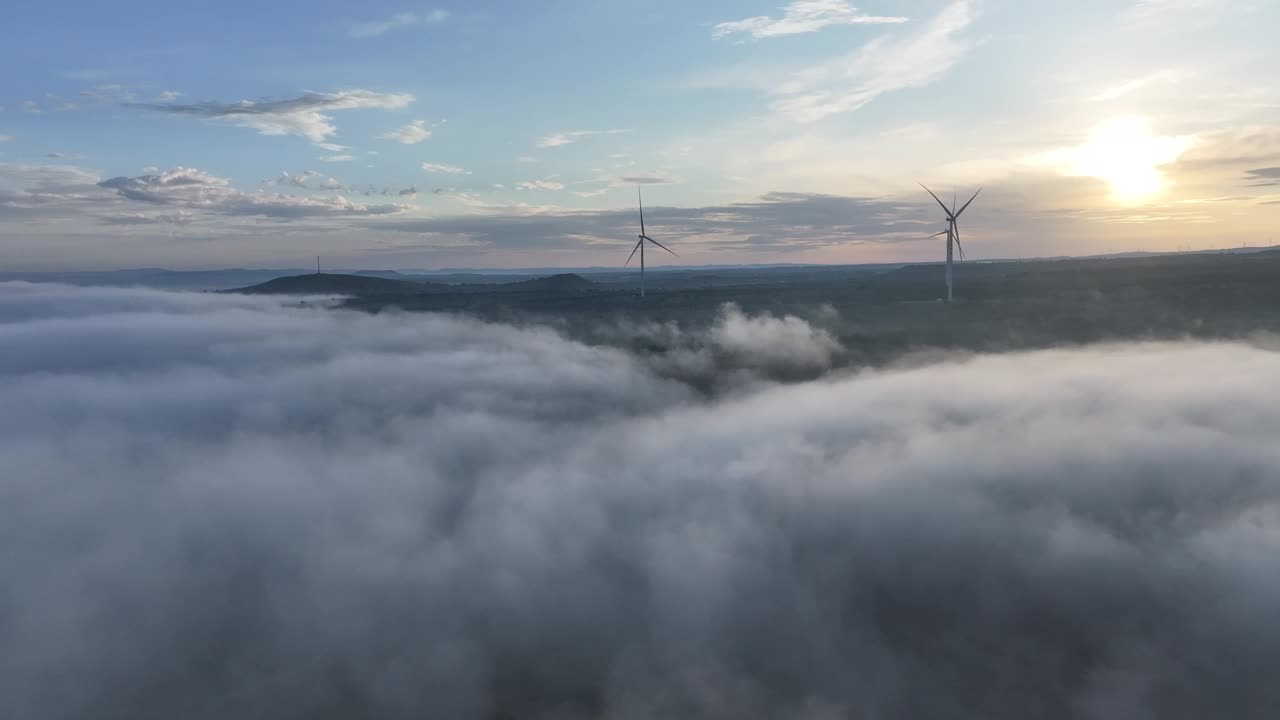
[
  {"x1": 229, "y1": 272, "x2": 597, "y2": 296},
  {"x1": 3, "y1": 245, "x2": 1277, "y2": 291}
]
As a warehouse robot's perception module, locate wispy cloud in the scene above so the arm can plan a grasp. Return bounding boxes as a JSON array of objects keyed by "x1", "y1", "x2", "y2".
[
  {"x1": 0, "y1": 134, "x2": 11, "y2": 143},
  {"x1": 1129, "y1": 0, "x2": 1226, "y2": 16},
  {"x1": 349, "y1": 9, "x2": 448, "y2": 38},
  {"x1": 318, "y1": 154, "x2": 355, "y2": 163},
  {"x1": 130, "y1": 90, "x2": 414, "y2": 145},
  {"x1": 713, "y1": 1, "x2": 908, "y2": 39},
  {"x1": 516, "y1": 179, "x2": 566, "y2": 191},
  {"x1": 97, "y1": 166, "x2": 407, "y2": 218},
  {"x1": 535, "y1": 129, "x2": 630, "y2": 149},
  {"x1": 79, "y1": 84, "x2": 135, "y2": 103},
  {"x1": 370, "y1": 191, "x2": 929, "y2": 253},
  {"x1": 421, "y1": 162, "x2": 469, "y2": 175},
  {"x1": 1243, "y1": 167, "x2": 1280, "y2": 187},
  {"x1": 265, "y1": 170, "x2": 343, "y2": 191},
  {"x1": 1090, "y1": 69, "x2": 1188, "y2": 102},
  {"x1": 570, "y1": 173, "x2": 681, "y2": 197},
  {"x1": 379, "y1": 119, "x2": 435, "y2": 145},
  {"x1": 766, "y1": 0, "x2": 978, "y2": 122}
]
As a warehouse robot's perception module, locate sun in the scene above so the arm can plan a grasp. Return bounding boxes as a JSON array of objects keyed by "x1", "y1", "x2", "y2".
[{"x1": 1058, "y1": 116, "x2": 1190, "y2": 201}]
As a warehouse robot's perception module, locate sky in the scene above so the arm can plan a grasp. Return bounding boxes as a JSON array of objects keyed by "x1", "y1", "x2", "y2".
[{"x1": 0, "y1": 0, "x2": 1277, "y2": 270}]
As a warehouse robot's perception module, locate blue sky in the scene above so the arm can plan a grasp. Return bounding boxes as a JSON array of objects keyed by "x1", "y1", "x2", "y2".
[{"x1": 1, "y1": 0, "x2": 1277, "y2": 269}]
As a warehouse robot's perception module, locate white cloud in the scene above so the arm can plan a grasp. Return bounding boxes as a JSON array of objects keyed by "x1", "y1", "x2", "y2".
[
  {"x1": 318, "y1": 154, "x2": 355, "y2": 163},
  {"x1": 766, "y1": 0, "x2": 978, "y2": 122},
  {"x1": 349, "y1": 9, "x2": 449, "y2": 38},
  {"x1": 97, "y1": 166, "x2": 408, "y2": 217},
  {"x1": 132, "y1": 90, "x2": 414, "y2": 145},
  {"x1": 421, "y1": 162, "x2": 469, "y2": 175},
  {"x1": 380, "y1": 119, "x2": 434, "y2": 145},
  {"x1": 516, "y1": 179, "x2": 566, "y2": 191},
  {"x1": 713, "y1": 0, "x2": 909, "y2": 39},
  {"x1": 1090, "y1": 69, "x2": 1189, "y2": 102},
  {"x1": 154, "y1": 90, "x2": 182, "y2": 102},
  {"x1": 79, "y1": 84, "x2": 135, "y2": 103},
  {"x1": 5, "y1": 285, "x2": 1280, "y2": 717},
  {"x1": 0, "y1": 134, "x2": 11, "y2": 143},
  {"x1": 535, "y1": 129, "x2": 630, "y2": 149}
]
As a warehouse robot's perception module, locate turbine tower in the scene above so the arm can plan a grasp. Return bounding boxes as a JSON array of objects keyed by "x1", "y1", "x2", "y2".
[
  {"x1": 625, "y1": 185, "x2": 677, "y2": 298},
  {"x1": 920, "y1": 184, "x2": 980, "y2": 303}
]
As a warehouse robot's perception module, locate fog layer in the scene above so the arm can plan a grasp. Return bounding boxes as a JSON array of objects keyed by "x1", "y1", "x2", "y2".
[{"x1": 4, "y1": 282, "x2": 1280, "y2": 719}]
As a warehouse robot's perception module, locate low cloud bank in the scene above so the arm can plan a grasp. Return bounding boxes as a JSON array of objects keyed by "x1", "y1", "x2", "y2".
[
  {"x1": 588, "y1": 302, "x2": 844, "y2": 390},
  {"x1": 4, "y1": 283, "x2": 1280, "y2": 719}
]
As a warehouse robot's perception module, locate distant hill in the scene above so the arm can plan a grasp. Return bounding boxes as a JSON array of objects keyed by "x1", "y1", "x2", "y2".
[
  {"x1": 499, "y1": 273, "x2": 596, "y2": 293},
  {"x1": 230, "y1": 273, "x2": 440, "y2": 295}
]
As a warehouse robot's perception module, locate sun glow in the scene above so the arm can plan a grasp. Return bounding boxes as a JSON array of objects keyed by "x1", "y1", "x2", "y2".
[{"x1": 1053, "y1": 116, "x2": 1191, "y2": 201}]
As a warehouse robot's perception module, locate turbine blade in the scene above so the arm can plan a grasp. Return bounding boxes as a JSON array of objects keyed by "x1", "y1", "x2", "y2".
[
  {"x1": 638, "y1": 185, "x2": 646, "y2": 237},
  {"x1": 955, "y1": 187, "x2": 982, "y2": 218},
  {"x1": 953, "y1": 223, "x2": 966, "y2": 261},
  {"x1": 624, "y1": 238, "x2": 642, "y2": 266},
  {"x1": 643, "y1": 235, "x2": 678, "y2": 257},
  {"x1": 928, "y1": 231, "x2": 948, "y2": 238},
  {"x1": 919, "y1": 183, "x2": 951, "y2": 216},
  {"x1": 952, "y1": 191, "x2": 957, "y2": 216}
]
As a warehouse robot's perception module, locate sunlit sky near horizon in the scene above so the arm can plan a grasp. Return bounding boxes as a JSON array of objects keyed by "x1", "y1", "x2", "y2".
[{"x1": 1, "y1": 0, "x2": 1278, "y2": 270}]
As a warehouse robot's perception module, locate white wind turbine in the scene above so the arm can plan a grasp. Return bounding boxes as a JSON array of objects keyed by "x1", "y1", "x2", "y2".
[
  {"x1": 625, "y1": 185, "x2": 677, "y2": 298},
  {"x1": 921, "y1": 184, "x2": 981, "y2": 303}
]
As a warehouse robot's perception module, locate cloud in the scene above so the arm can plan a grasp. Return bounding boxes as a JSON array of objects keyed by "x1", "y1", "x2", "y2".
[
  {"x1": 0, "y1": 134, "x2": 11, "y2": 142},
  {"x1": 265, "y1": 170, "x2": 347, "y2": 192},
  {"x1": 765, "y1": 0, "x2": 979, "y2": 122},
  {"x1": 6, "y1": 283, "x2": 1280, "y2": 717},
  {"x1": 0, "y1": 163, "x2": 111, "y2": 212},
  {"x1": 620, "y1": 175, "x2": 674, "y2": 185},
  {"x1": 1128, "y1": 0, "x2": 1228, "y2": 19},
  {"x1": 318, "y1": 154, "x2": 355, "y2": 163},
  {"x1": 349, "y1": 9, "x2": 448, "y2": 38},
  {"x1": 380, "y1": 119, "x2": 434, "y2": 145},
  {"x1": 154, "y1": 90, "x2": 182, "y2": 102},
  {"x1": 713, "y1": 0, "x2": 909, "y2": 39},
  {"x1": 78, "y1": 84, "x2": 135, "y2": 103},
  {"x1": 97, "y1": 167, "x2": 407, "y2": 218},
  {"x1": 570, "y1": 174, "x2": 682, "y2": 198},
  {"x1": 1089, "y1": 69, "x2": 1188, "y2": 102},
  {"x1": 1244, "y1": 167, "x2": 1280, "y2": 187},
  {"x1": 535, "y1": 129, "x2": 630, "y2": 149},
  {"x1": 131, "y1": 89, "x2": 414, "y2": 144},
  {"x1": 99, "y1": 211, "x2": 194, "y2": 226},
  {"x1": 421, "y1": 162, "x2": 469, "y2": 175},
  {"x1": 516, "y1": 179, "x2": 566, "y2": 191},
  {"x1": 370, "y1": 191, "x2": 929, "y2": 253}
]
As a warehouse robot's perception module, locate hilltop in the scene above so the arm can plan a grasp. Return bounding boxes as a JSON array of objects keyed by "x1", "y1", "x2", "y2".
[
  {"x1": 230, "y1": 273, "x2": 441, "y2": 296},
  {"x1": 498, "y1": 273, "x2": 595, "y2": 293}
]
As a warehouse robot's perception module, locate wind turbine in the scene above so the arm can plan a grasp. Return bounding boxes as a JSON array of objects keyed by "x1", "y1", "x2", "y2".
[
  {"x1": 625, "y1": 185, "x2": 677, "y2": 298},
  {"x1": 920, "y1": 184, "x2": 980, "y2": 303}
]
